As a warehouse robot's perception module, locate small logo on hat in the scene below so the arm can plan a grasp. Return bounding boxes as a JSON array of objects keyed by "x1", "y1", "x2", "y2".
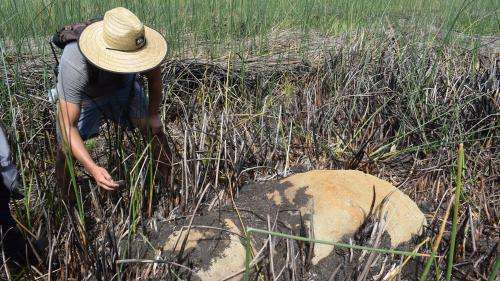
[{"x1": 136, "y1": 36, "x2": 146, "y2": 48}]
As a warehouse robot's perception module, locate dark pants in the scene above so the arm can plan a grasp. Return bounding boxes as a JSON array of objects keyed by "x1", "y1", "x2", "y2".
[
  {"x1": 0, "y1": 186, "x2": 15, "y2": 228},
  {"x1": 0, "y1": 185, "x2": 29, "y2": 268}
]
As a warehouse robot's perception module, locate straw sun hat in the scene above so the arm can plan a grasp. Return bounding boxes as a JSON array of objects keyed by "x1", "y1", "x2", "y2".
[{"x1": 79, "y1": 7, "x2": 167, "y2": 73}]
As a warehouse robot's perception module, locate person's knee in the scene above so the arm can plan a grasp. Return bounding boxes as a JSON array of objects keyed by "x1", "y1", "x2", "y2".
[
  {"x1": 130, "y1": 117, "x2": 147, "y2": 134},
  {"x1": 55, "y1": 146, "x2": 70, "y2": 187},
  {"x1": 56, "y1": 146, "x2": 67, "y2": 165},
  {"x1": 56, "y1": 146, "x2": 63, "y2": 157}
]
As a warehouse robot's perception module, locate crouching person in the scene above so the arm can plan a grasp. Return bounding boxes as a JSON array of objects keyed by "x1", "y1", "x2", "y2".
[
  {"x1": 0, "y1": 124, "x2": 32, "y2": 270},
  {"x1": 54, "y1": 7, "x2": 172, "y2": 213}
]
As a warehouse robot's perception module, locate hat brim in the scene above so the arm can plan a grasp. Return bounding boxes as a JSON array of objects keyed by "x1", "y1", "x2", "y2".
[{"x1": 79, "y1": 21, "x2": 167, "y2": 74}]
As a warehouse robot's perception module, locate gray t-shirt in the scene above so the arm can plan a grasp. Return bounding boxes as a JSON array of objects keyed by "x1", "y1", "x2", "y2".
[{"x1": 56, "y1": 42, "x2": 135, "y2": 104}]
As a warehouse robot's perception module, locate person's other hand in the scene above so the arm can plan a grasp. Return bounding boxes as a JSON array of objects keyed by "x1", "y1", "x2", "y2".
[
  {"x1": 88, "y1": 165, "x2": 118, "y2": 191},
  {"x1": 148, "y1": 114, "x2": 163, "y2": 135}
]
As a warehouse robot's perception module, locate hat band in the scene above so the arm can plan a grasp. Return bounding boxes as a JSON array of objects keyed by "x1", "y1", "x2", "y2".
[{"x1": 105, "y1": 36, "x2": 147, "y2": 52}]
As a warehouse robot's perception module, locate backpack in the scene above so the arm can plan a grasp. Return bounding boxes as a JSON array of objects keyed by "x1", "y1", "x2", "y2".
[{"x1": 49, "y1": 18, "x2": 102, "y2": 76}]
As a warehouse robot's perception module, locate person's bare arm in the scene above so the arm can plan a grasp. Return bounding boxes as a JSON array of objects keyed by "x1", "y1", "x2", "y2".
[
  {"x1": 57, "y1": 100, "x2": 118, "y2": 190},
  {"x1": 144, "y1": 66, "x2": 163, "y2": 134},
  {"x1": 142, "y1": 66, "x2": 172, "y2": 192}
]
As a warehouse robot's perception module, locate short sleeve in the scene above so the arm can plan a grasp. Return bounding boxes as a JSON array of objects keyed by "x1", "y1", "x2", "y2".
[{"x1": 56, "y1": 43, "x2": 88, "y2": 104}]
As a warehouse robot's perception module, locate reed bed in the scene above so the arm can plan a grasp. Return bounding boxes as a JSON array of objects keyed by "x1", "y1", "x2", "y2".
[{"x1": 0, "y1": 0, "x2": 499, "y2": 280}]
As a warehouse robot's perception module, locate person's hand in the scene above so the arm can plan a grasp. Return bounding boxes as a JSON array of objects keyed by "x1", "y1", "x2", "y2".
[
  {"x1": 148, "y1": 114, "x2": 163, "y2": 135},
  {"x1": 88, "y1": 165, "x2": 118, "y2": 191}
]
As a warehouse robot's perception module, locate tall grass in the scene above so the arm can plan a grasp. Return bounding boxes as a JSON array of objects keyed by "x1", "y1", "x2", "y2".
[
  {"x1": 446, "y1": 143, "x2": 465, "y2": 280},
  {"x1": 0, "y1": 0, "x2": 498, "y2": 55}
]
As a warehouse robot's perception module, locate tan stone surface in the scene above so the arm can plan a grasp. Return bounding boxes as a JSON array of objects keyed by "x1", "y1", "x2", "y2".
[
  {"x1": 270, "y1": 170, "x2": 427, "y2": 264},
  {"x1": 163, "y1": 228, "x2": 216, "y2": 252},
  {"x1": 197, "y1": 219, "x2": 246, "y2": 281}
]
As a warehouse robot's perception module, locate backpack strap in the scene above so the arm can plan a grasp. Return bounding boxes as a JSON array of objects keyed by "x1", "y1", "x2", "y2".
[{"x1": 49, "y1": 41, "x2": 59, "y2": 76}]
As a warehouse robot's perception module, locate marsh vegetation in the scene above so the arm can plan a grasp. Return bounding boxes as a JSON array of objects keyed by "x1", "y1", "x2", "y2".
[{"x1": 0, "y1": 0, "x2": 498, "y2": 280}]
